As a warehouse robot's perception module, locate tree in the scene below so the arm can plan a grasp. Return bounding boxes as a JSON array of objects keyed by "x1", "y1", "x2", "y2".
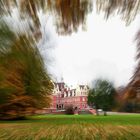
[
  {"x1": 0, "y1": 0, "x2": 93, "y2": 35},
  {"x1": 87, "y1": 88, "x2": 95, "y2": 108},
  {"x1": 96, "y1": 0, "x2": 140, "y2": 25},
  {"x1": 1, "y1": 0, "x2": 140, "y2": 34},
  {"x1": 0, "y1": 21, "x2": 53, "y2": 120},
  {"x1": 88, "y1": 79, "x2": 116, "y2": 116},
  {"x1": 120, "y1": 31, "x2": 140, "y2": 108}
]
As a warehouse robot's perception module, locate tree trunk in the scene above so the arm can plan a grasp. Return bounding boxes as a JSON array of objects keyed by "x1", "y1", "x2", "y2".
[
  {"x1": 96, "y1": 108, "x2": 99, "y2": 116},
  {"x1": 104, "y1": 111, "x2": 107, "y2": 116}
]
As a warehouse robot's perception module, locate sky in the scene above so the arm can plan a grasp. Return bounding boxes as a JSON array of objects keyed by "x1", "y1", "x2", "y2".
[{"x1": 45, "y1": 10, "x2": 140, "y2": 88}]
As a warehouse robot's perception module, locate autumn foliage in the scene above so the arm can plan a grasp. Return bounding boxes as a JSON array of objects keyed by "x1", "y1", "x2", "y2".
[{"x1": 0, "y1": 22, "x2": 53, "y2": 120}]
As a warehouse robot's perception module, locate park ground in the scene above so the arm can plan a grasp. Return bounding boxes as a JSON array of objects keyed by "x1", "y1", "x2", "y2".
[{"x1": 0, "y1": 114, "x2": 140, "y2": 140}]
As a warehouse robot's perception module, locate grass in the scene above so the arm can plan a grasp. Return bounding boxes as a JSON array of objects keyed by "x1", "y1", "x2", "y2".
[{"x1": 0, "y1": 114, "x2": 140, "y2": 140}]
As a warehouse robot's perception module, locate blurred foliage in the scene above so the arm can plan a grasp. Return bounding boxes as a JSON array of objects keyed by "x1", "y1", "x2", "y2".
[
  {"x1": 120, "y1": 101, "x2": 140, "y2": 113},
  {"x1": 96, "y1": 0, "x2": 140, "y2": 25},
  {"x1": 1, "y1": 0, "x2": 140, "y2": 35},
  {"x1": 47, "y1": 0, "x2": 93, "y2": 34},
  {"x1": 114, "y1": 97, "x2": 140, "y2": 113},
  {"x1": 88, "y1": 79, "x2": 116, "y2": 115},
  {"x1": 0, "y1": 0, "x2": 93, "y2": 35},
  {"x1": 115, "y1": 86, "x2": 140, "y2": 113},
  {"x1": 0, "y1": 21, "x2": 53, "y2": 120},
  {"x1": 123, "y1": 30, "x2": 140, "y2": 103}
]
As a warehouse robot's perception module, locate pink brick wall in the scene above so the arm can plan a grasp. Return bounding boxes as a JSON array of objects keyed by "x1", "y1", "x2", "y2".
[{"x1": 51, "y1": 95, "x2": 88, "y2": 109}]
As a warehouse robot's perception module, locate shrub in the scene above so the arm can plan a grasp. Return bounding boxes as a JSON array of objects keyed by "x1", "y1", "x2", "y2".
[{"x1": 65, "y1": 105, "x2": 74, "y2": 115}]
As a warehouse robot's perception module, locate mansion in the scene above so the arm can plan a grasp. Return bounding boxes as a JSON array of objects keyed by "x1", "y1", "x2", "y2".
[{"x1": 51, "y1": 82, "x2": 89, "y2": 110}]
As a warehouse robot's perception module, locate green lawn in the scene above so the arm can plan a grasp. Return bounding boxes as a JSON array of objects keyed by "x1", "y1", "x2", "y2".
[{"x1": 0, "y1": 114, "x2": 140, "y2": 140}]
